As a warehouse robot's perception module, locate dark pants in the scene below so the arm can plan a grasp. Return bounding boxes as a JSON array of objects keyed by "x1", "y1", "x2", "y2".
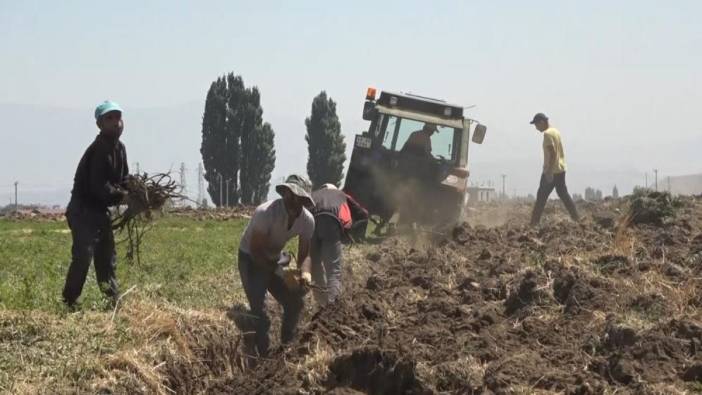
[
  {"x1": 530, "y1": 172, "x2": 579, "y2": 226},
  {"x1": 62, "y1": 205, "x2": 119, "y2": 306},
  {"x1": 310, "y1": 215, "x2": 343, "y2": 306},
  {"x1": 237, "y1": 250, "x2": 304, "y2": 357},
  {"x1": 346, "y1": 219, "x2": 368, "y2": 243}
]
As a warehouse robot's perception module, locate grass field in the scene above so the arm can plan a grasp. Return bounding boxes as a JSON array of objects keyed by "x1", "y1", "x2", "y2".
[
  {"x1": 0, "y1": 214, "x2": 251, "y2": 392},
  {"x1": 0, "y1": 216, "x2": 247, "y2": 312}
]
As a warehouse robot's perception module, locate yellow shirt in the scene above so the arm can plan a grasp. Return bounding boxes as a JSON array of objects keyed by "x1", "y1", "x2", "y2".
[{"x1": 543, "y1": 127, "x2": 567, "y2": 174}]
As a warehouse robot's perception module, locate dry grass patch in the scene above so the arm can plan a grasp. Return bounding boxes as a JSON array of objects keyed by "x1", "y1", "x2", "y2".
[
  {"x1": 1, "y1": 296, "x2": 244, "y2": 394},
  {"x1": 293, "y1": 336, "x2": 335, "y2": 388}
]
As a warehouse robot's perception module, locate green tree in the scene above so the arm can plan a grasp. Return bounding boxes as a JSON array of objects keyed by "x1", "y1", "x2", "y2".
[
  {"x1": 239, "y1": 87, "x2": 263, "y2": 205},
  {"x1": 200, "y1": 76, "x2": 229, "y2": 207},
  {"x1": 222, "y1": 73, "x2": 246, "y2": 205},
  {"x1": 305, "y1": 91, "x2": 346, "y2": 188},
  {"x1": 239, "y1": 87, "x2": 275, "y2": 205},
  {"x1": 201, "y1": 73, "x2": 276, "y2": 206},
  {"x1": 248, "y1": 122, "x2": 276, "y2": 204}
]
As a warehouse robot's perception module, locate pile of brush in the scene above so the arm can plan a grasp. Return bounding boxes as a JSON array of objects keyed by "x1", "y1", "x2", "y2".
[
  {"x1": 626, "y1": 189, "x2": 681, "y2": 226},
  {"x1": 112, "y1": 173, "x2": 184, "y2": 263}
]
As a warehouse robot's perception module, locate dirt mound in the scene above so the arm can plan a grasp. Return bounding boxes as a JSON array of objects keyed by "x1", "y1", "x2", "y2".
[
  {"x1": 627, "y1": 190, "x2": 682, "y2": 226},
  {"x1": 87, "y1": 198, "x2": 702, "y2": 393},
  {"x1": 205, "y1": 197, "x2": 702, "y2": 393},
  {"x1": 0, "y1": 209, "x2": 65, "y2": 222},
  {"x1": 168, "y1": 206, "x2": 253, "y2": 220},
  {"x1": 327, "y1": 347, "x2": 430, "y2": 394},
  {"x1": 504, "y1": 270, "x2": 555, "y2": 316}
]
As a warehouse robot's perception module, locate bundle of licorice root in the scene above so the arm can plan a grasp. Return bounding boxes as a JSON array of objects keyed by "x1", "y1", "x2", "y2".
[{"x1": 112, "y1": 172, "x2": 184, "y2": 264}]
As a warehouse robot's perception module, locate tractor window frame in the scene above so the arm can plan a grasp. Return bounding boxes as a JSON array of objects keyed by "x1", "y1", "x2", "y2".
[{"x1": 376, "y1": 114, "x2": 462, "y2": 163}]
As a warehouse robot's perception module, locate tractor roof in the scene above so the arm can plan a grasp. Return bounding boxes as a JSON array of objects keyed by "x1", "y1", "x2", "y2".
[{"x1": 377, "y1": 91, "x2": 464, "y2": 119}]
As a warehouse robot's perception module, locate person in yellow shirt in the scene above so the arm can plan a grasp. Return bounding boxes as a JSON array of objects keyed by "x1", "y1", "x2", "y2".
[{"x1": 529, "y1": 113, "x2": 579, "y2": 226}]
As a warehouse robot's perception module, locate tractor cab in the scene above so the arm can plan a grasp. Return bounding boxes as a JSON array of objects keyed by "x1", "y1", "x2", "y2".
[{"x1": 343, "y1": 88, "x2": 487, "y2": 231}]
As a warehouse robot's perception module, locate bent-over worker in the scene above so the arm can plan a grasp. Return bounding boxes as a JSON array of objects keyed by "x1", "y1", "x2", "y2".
[
  {"x1": 237, "y1": 174, "x2": 315, "y2": 357},
  {"x1": 309, "y1": 183, "x2": 367, "y2": 306}
]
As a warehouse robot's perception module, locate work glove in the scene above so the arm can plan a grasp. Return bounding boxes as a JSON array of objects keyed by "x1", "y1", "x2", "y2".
[
  {"x1": 277, "y1": 268, "x2": 312, "y2": 294},
  {"x1": 300, "y1": 271, "x2": 312, "y2": 288},
  {"x1": 277, "y1": 251, "x2": 292, "y2": 267}
]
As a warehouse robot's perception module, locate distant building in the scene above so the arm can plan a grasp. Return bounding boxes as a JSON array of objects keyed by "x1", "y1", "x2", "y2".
[
  {"x1": 584, "y1": 187, "x2": 603, "y2": 201},
  {"x1": 667, "y1": 173, "x2": 702, "y2": 195},
  {"x1": 612, "y1": 185, "x2": 619, "y2": 199},
  {"x1": 467, "y1": 187, "x2": 496, "y2": 203}
]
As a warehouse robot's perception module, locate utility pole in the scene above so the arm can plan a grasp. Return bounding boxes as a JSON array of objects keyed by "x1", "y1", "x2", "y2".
[
  {"x1": 14, "y1": 181, "x2": 18, "y2": 213},
  {"x1": 197, "y1": 163, "x2": 204, "y2": 207},
  {"x1": 225, "y1": 178, "x2": 231, "y2": 207},
  {"x1": 135, "y1": 162, "x2": 140, "y2": 175},
  {"x1": 501, "y1": 174, "x2": 506, "y2": 200},
  {"x1": 667, "y1": 176, "x2": 671, "y2": 193},
  {"x1": 653, "y1": 169, "x2": 658, "y2": 191},
  {"x1": 645, "y1": 173, "x2": 648, "y2": 189},
  {"x1": 179, "y1": 162, "x2": 187, "y2": 204}
]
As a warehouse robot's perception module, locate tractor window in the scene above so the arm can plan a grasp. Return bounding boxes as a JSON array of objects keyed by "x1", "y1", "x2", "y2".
[
  {"x1": 430, "y1": 125, "x2": 457, "y2": 160},
  {"x1": 381, "y1": 116, "x2": 399, "y2": 150},
  {"x1": 395, "y1": 118, "x2": 422, "y2": 152},
  {"x1": 394, "y1": 118, "x2": 458, "y2": 161},
  {"x1": 378, "y1": 115, "x2": 460, "y2": 162}
]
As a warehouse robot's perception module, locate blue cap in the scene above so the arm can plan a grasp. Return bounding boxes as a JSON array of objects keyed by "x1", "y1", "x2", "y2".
[{"x1": 94, "y1": 100, "x2": 123, "y2": 120}]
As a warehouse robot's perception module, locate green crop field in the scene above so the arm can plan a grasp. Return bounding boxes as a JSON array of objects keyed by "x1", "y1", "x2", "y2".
[
  {"x1": 0, "y1": 216, "x2": 248, "y2": 312},
  {"x1": 0, "y1": 214, "x2": 251, "y2": 393}
]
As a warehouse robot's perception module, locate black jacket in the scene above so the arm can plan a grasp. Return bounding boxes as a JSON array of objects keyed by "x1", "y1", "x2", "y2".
[{"x1": 69, "y1": 132, "x2": 129, "y2": 211}]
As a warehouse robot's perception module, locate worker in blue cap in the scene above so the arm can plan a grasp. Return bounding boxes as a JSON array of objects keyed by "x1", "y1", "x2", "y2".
[{"x1": 62, "y1": 101, "x2": 130, "y2": 309}]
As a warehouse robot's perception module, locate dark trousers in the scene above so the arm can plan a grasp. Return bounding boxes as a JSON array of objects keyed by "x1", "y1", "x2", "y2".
[
  {"x1": 62, "y1": 205, "x2": 119, "y2": 305},
  {"x1": 310, "y1": 215, "x2": 343, "y2": 306},
  {"x1": 237, "y1": 250, "x2": 304, "y2": 357},
  {"x1": 530, "y1": 172, "x2": 579, "y2": 226},
  {"x1": 346, "y1": 219, "x2": 368, "y2": 243}
]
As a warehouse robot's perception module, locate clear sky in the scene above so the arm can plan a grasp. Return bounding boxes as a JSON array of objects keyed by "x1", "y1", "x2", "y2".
[{"x1": 1, "y1": 1, "x2": 700, "y2": 204}]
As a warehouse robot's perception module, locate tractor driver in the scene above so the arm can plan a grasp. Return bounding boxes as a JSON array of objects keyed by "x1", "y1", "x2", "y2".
[
  {"x1": 400, "y1": 122, "x2": 437, "y2": 157},
  {"x1": 397, "y1": 122, "x2": 439, "y2": 226}
]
